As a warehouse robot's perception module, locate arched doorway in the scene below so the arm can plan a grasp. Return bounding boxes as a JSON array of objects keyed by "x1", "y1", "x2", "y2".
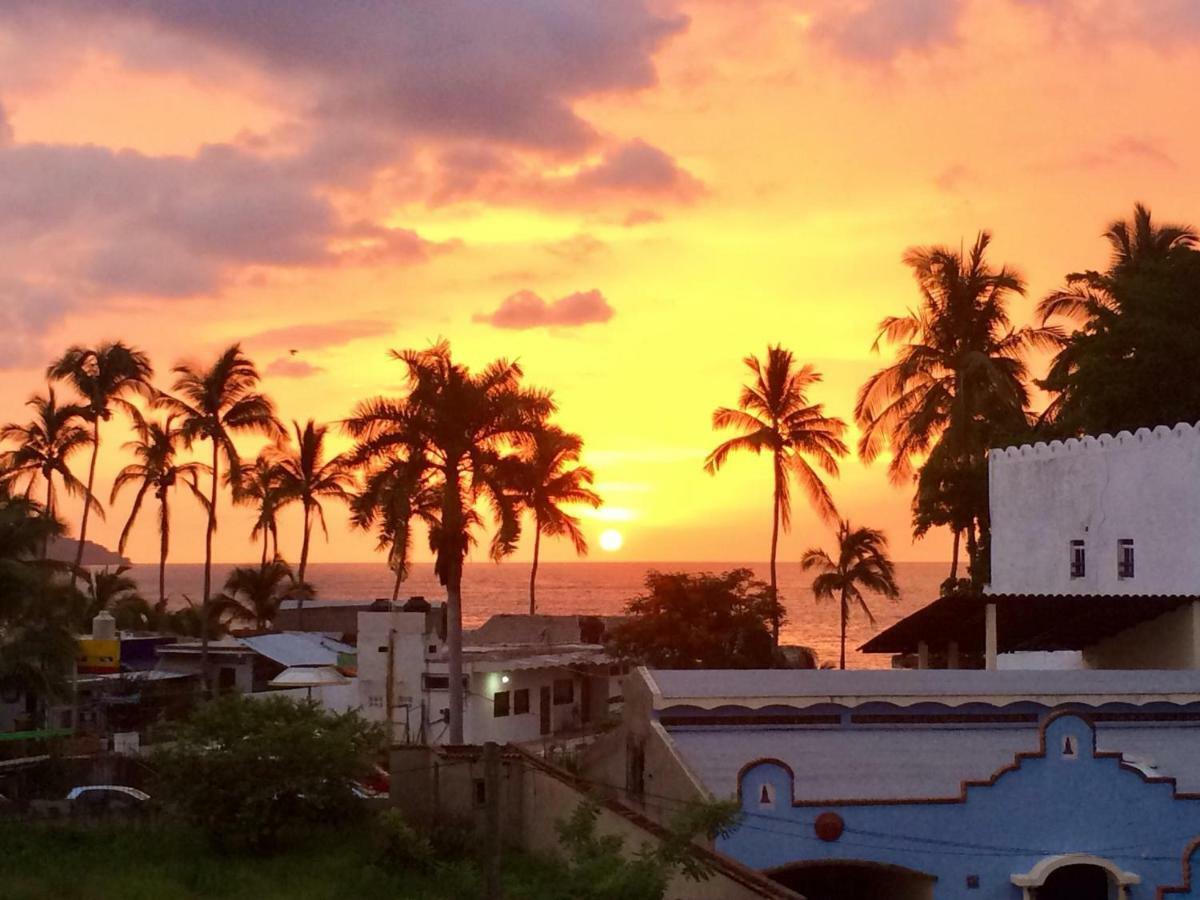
[
  {"x1": 1012, "y1": 854, "x2": 1139, "y2": 900},
  {"x1": 1038, "y1": 864, "x2": 1111, "y2": 900},
  {"x1": 766, "y1": 859, "x2": 935, "y2": 900}
]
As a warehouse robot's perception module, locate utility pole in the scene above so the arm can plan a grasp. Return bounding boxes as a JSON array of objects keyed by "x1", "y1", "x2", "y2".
[{"x1": 482, "y1": 741, "x2": 503, "y2": 899}]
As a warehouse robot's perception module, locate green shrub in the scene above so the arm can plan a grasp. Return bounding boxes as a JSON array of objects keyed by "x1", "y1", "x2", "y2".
[{"x1": 373, "y1": 809, "x2": 434, "y2": 872}]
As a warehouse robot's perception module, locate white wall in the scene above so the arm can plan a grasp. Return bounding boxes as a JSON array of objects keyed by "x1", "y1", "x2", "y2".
[{"x1": 990, "y1": 423, "x2": 1200, "y2": 595}]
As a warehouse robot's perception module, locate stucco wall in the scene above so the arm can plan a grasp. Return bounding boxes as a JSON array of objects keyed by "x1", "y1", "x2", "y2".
[
  {"x1": 989, "y1": 423, "x2": 1200, "y2": 595},
  {"x1": 1084, "y1": 602, "x2": 1200, "y2": 669},
  {"x1": 724, "y1": 713, "x2": 1200, "y2": 899}
]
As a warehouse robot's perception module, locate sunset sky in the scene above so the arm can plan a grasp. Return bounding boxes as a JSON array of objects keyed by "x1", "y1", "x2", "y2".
[{"x1": 1, "y1": 0, "x2": 1198, "y2": 567}]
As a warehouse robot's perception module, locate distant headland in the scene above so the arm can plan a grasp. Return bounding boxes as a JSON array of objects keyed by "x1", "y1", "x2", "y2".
[{"x1": 46, "y1": 538, "x2": 130, "y2": 567}]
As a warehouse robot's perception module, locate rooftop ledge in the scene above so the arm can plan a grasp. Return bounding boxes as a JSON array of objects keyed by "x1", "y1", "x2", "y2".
[{"x1": 643, "y1": 668, "x2": 1200, "y2": 711}]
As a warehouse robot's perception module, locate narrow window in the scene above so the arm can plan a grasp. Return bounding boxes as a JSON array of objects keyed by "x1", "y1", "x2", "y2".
[
  {"x1": 473, "y1": 779, "x2": 486, "y2": 807},
  {"x1": 493, "y1": 690, "x2": 510, "y2": 718},
  {"x1": 553, "y1": 678, "x2": 575, "y2": 705},
  {"x1": 513, "y1": 688, "x2": 530, "y2": 715},
  {"x1": 1070, "y1": 540, "x2": 1086, "y2": 579},
  {"x1": 1118, "y1": 539, "x2": 1135, "y2": 579}
]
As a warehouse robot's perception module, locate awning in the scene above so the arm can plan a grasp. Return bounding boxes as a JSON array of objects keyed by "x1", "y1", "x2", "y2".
[{"x1": 860, "y1": 592, "x2": 1197, "y2": 655}]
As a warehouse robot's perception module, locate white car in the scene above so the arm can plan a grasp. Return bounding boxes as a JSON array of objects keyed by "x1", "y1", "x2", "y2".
[{"x1": 66, "y1": 785, "x2": 152, "y2": 816}]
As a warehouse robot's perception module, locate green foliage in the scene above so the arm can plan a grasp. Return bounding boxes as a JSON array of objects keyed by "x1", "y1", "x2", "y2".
[
  {"x1": 1040, "y1": 205, "x2": 1200, "y2": 435},
  {"x1": 152, "y1": 695, "x2": 384, "y2": 852},
  {"x1": 372, "y1": 809, "x2": 435, "y2": 873},
  {"x1": 607, "y1": 569, "x2": 783, "y2": 668},
  {"x1": 544, "y1": 799, "x2": 742, "y2": 900}
]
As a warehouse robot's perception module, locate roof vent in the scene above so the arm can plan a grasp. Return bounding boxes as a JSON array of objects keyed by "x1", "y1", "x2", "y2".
[
  {"x1": 367, "y1": 599, "x2": 392, "y2": 612},
  {"x1": 402, "y1": 595, "x2": 431, "y2": 613}
]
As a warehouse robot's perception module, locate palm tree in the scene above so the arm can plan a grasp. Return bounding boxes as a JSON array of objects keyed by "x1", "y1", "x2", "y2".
[
  {"x1": 270, "y1": 420, "x2": 354, "y2": 585},
  {"x1": 351, "y1": 454, "x2": 441, "y2": 601},
  {"x1": 47, "y1": 342, "x2": 153, "y2": 577},
  {"x1": 110, "y1": 411, "x2": 210, "y2": 609},
  {"x1": 345, "y1": 341, "x2": 553, "y2": 743},
  {"x1": 237, "y1": 453, "x2": 286, "y2": 566},
  {"x1": 801, "y1": 520, "x2": 900, "y2": 670},
  {"x1": 1038, "y1": 204, "x2": 1199, "y2": 431},
  {"x1": 219, "y1": 559, "x2": 310, "y2": 631},
  {"x1": 0, "y1": 390, "x2": 97, "y2": 558},
  {"x1": 511, "y1": 425, "x2": 601, "y2": 614},
  {"x1": 704, "y1": 346, "x2": 848, "y2": 642},
  {"x1": 79, "y1": 565, "x2": 144, "y2": 624},
  {"x1": 855, "y1": 232, "x2": 1054, "y2": 580},
  {"x1": 157, "y1": 345, "x2": 282, "y2": 689}
]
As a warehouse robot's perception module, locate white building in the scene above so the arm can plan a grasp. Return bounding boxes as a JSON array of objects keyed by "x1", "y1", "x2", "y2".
[
  {"x1": 989, "y1": 422, "x2": 1200, "y2": 595},
  {"x1": 356, "y1": 598, "x2": 614, "y2": 746}
]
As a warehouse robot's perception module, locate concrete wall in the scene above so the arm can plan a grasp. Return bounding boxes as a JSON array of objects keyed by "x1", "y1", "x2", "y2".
[
  {"x1": 389, "y1": 744, "x2": 798, "y2": 900},
  {"x1": 989, "y1": 423, "x2": 1200, "y2": 595},
  {"x1": 1083, "y1": 601, "x2": 1200, "y2": 669}
]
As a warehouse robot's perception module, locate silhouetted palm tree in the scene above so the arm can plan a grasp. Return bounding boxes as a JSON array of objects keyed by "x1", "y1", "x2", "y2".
[
  {"x1": 345, "y1": 341, "x2": 553, "y2": 742},
  {"x1": 219, "y1": 559, "x2": 311, "y2": 631},
  {"x1": 237, "y1": 453, "x2": 286, "y2": 566},
  {"x1": 350, "y1": 454, "x2": 441, "y2": 601},
  {"x1": 47, "y1": 342, "x2": 153, "y2": 577},
  {"x1": 802, "y1": 520, "x2": 900, "y2": 670},
  {"x1": 705, "y1": 346, "x2": 848, "y2": 641},
  {"x1": 0, "y1": 389, "x2": 96, "y2": 558},
  {"x1": 157, "y1": 345, "x2": 282, "y2": 688},
  {"x1": 80, "y1": 565, "x2": 144, "y2": 624},
  {"x1": 511, "y1": 425, "x2": 601, "y2": 614},
  {"x1": 111, "y1": 411, "x2": 210, "y2": 608},
  {"x1": 270, "y1": 420, "x2": 354, "y2": 584},
  {"x1": 856, "y1": 232, "x2": 1054, "y2": 579}
]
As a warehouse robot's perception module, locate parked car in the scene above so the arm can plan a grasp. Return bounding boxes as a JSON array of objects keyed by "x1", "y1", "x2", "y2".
[{"x1": 66, "y1": 785, "x2": 152, "y2": 817}]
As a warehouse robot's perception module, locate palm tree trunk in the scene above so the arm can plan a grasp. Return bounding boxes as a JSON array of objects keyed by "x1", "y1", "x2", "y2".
[
  {"x1": 43, "y1": 476, "x2": 54, "y2": 559},
  {"x1": 298, "y1": 503, "x2": 313, "y2": 581},
  {"x1": 391, "y1": 566, "x2": 403, "y2": 602},
  {"x1": 966, "y1": 518, "x2": 979, "y2": 588},
  {"x1": 159, "y1": 494, "x2": 169, "y2": 609},
  {"x1": 949, "y1": 528, "x2": 961, "y2": 583},
  {"x1": 445, "y1": 463, "x2": 465, "y2": 745},
  {"x1": 840, "y1": 587, "x2": 848, "y2": 670},
  {"x1": 529, "y1": 525, "x2": 541, "y2": 616},
  {"x1": 72, "y1": 420, "x2": 101, "y2": 580},
  {"x1": 769, "y1": 455, "x2": 782, "y2": 645},
  {"x1": 260, "y1": 531, "x2": 268, "y2": 567},
  {"x1": 201, "y1": 442, "x2": 219, "y2": 696}
]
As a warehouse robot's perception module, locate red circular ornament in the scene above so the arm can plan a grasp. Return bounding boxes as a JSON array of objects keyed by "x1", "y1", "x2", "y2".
[{"x1": 814, "y1": 811, "x2": 844, "y2": 842}]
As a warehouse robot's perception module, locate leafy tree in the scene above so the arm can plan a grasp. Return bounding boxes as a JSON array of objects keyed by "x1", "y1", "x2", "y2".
[
  {"x1": 856, "y1": 232, "x2": 1053, "y2": 582},
  {"x1": 0, "y1": 487, "x2": 80, "y2": 726},
  {"x1": 269, "y1": 420, "x2": 354, "y2": 586},
  {"x1": 111, "y1": 411, "x2": 210, "y2": 608},
  {"x1": 801, "y1": 520, "x2": 900, "y2": 669},
  {"x1": 158, "y1": 345, "x2": 282, "y2": 688},
  {"x1": 0, "y1": 389, "x2": 95, "y2": 557},
  {"x1": 47, "y1": 341, "x2": 153, "y2": 576},
  {"x1": 345, "y1": 341, "x2": 552, "y2": 742},
  {"x1": 704, "y1": 346, "x2": 847, "y2": 642},
  {"x1": 547, "y1": 799, "x2": 741, "y2": 900},
  {"x1": 219, "y1": 559, "x2": 312, "y2": 630},
  {"x1": 510, "y1": 425, "x2": 601, "y2": 614},
  {"x1": 153, "y1": 695, "x2": 383, "y2": 852},
  {"x1": 1039, "y1": 203, "x2": 1200, "y2": 435},
  {"x1": 607, "y1": 569, "x2": 783, "y2": 669},
  {"x1": 79, "y1": 565, "x2": 145, "y2": 627}
]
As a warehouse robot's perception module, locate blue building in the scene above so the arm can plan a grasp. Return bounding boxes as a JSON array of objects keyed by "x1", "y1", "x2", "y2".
[{"x1": 602, "y1": 668, "x2": 1200, "y2": 899}]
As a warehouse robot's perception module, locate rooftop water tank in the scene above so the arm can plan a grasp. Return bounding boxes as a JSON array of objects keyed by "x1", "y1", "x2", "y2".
[{"x1": 92, "y1": 610, "x2": 116, "y2": 640}]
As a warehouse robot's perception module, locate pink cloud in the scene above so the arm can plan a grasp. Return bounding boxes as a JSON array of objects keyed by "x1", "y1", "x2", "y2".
[
  {"x1": 473, "y1": 289, "x2": 616, "y2": 330},
  {"x1": 265, "y1": 357, "x2": 324, "y2": 378}
]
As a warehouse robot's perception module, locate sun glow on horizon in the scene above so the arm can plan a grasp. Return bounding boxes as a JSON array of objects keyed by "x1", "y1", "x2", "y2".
[{"x1": 599, "y1": 529, "x2": 624, "y2": 553}]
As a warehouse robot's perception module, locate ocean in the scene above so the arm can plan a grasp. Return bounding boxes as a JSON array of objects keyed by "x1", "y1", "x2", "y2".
[{"x1": 125, "y1": 560, "x2": 949, "y2": 669}]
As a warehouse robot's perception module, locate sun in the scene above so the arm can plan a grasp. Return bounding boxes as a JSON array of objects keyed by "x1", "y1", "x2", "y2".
[{"x1": 599, "y1": 528, "x2": 624, "y2": 552}]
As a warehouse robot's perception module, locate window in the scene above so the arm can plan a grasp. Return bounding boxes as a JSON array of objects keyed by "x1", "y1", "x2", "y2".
[
  {"x1": 493, "y1": 690, "x2": 510, "y2": 717},
  {"x1": 513, "y1": 688, "x2": 530, "y2": 715},
  {"x1": 218, "y1": 667, "x2": 237, "y2": 693},
  {"x1": 553, "y1": 678, "x2": 575, "y2": 705},
  {"x1": 1118, "y1": 539, "x2": 1135, "y2": 579},
  {"x1": 473, "y1": 779, "x2": 486, "y2": 807},
  {"x1": 422, "y1": 674, "x2": 469, "y2": 691},
  {"x1": 1070, "y1": 540, "x2": 1086, "y2": 579}
]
